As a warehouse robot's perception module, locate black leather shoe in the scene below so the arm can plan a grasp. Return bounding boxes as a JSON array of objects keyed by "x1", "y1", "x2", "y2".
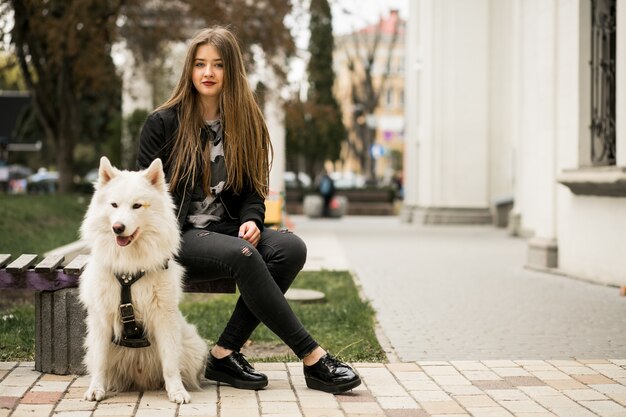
[
  {"x1": 205, "y1": 351, "x2": 268, "y2": 390},
  {"x1": 303, "y1": 353, "x2": 361, "y2": 394}
]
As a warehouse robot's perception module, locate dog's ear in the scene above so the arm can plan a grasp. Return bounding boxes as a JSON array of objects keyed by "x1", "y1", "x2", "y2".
[
  {"x1": 145, "y1": 158, "x2": 165, "y2": 191},
  {"x1": 98, "y1": 156, "x2": 117, "y2": 185}
]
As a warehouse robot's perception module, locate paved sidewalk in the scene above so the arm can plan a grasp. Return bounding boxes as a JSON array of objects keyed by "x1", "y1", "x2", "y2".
[
  {"x1": 3, "y1": 215, "x2": 626, "y2": 417},
  {"x1": 3, "y1": 359, "x2": 626, "y2": 417}
]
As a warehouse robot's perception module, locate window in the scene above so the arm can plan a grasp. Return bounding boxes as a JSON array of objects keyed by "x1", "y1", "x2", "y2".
[{"x1": 590, "y1": 0, "x2": 616, "y2": 166}]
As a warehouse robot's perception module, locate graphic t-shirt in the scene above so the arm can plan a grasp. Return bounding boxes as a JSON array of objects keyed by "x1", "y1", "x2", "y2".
[{"x1": 186, "y1": 119, "x2": 227, "y2": 228}]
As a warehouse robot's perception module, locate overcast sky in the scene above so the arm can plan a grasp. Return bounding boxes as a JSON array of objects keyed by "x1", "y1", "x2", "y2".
[{"x1": 331, "y1": 0, "x2": 408, "y2": 35}]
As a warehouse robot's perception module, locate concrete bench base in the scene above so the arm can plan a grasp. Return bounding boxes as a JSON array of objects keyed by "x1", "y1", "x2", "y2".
[{"x1": 35, "y1": 288, "x2": 86, "y2": 375}]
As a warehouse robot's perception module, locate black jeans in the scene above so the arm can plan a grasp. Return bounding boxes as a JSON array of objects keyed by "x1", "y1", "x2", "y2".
[{"x1": 179, "y1": 222, "x2": 318, "y2": 359}]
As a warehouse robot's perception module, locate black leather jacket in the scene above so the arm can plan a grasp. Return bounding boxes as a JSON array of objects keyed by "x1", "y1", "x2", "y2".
[{"x1": 136, "y1": 106, "x2": 266, "y2": 231}]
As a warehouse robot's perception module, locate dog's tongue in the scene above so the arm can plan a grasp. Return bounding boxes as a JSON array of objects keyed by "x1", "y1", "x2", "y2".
[{"x1": 116, "y1": 236, "x2": 132, "y2": 247}]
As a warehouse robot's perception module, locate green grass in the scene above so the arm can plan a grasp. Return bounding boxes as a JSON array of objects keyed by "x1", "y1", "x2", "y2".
[
  {"x1": 0, "y1": 194, "x2": 89, "y2": 254},
  {"x1": 0, "y1": 303, "x2": 36, "y2": 361},
  {"x1": 182, "y1": 270, "x2": 386, "y2": 362}
]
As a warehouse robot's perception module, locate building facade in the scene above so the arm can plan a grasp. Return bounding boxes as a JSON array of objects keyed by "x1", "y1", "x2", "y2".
[
  {"x1": 403, "y1": 0, "x2": 626, "y2": 286},
  {"x1": 333, "y1": 10, "x2": 406, "y2": 183}
]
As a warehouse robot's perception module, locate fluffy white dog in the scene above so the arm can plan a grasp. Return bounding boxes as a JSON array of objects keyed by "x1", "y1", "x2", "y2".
[{"x1": 79, "y1": 156, "x2": 207, "y2": 404}]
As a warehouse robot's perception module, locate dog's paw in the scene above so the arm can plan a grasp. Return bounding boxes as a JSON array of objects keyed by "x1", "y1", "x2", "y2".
[
  {"x1": 168, "y1": 388, "x2": 191, "y2": 404},
  {"x1": 84, "y1": 387, "x2": 106, "y2": 402}
]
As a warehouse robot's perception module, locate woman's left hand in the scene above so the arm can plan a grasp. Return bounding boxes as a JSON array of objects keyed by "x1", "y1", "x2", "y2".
[{"x1": 239, "y1": 220, "x2": 261, "y2": 247}]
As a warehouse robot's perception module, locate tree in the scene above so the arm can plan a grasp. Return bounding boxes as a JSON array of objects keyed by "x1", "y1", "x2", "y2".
[
  {"x1": 1, "y1": 0, "x2": 295, "y2": 192},
  {"x1": 338, "y1": 11, "x2": 401, "y2": 181},
  {"x1": 4, "y1": 0, "x2": 124, "y2": 192},
  {"x1": 286, "y1": 0, "x2": 346, "y2": 180}
]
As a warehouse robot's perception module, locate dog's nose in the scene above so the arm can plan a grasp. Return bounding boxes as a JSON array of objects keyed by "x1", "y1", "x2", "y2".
[{"x1": 112, "y1": 223, "x2": 126, "y2": 235}]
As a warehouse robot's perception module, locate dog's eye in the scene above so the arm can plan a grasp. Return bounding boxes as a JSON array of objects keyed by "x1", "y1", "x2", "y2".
[
  {"x1": 132, "y1": 203, "x2": 143, "y2": 209},
  {"x1": 111, "y1": 203, "x2": 118, "y2": 208}
]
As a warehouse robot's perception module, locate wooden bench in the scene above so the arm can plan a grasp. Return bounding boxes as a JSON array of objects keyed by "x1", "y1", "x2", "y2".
[{"x1": 0, "y1": 253, "x2": 236, "y2": 375}]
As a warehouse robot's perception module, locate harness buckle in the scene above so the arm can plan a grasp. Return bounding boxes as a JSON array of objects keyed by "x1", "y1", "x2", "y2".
[{"x1": 119, "y1": 303, "x2": 135, "y2": 323}]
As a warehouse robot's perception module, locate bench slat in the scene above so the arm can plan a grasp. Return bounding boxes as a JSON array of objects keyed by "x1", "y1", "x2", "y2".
[
  {"x1": 0, "y1": 254, "x2": 11, "y2": 269},
  {"x1": 35, "y1": 254, "x2": 65, "y2": 273},
  {"x1": 6, "y1": 254, "x2": 38, "y2": 273},
  {"x1": 64, "y1": 254, "x2": 89, "y2": 275}
]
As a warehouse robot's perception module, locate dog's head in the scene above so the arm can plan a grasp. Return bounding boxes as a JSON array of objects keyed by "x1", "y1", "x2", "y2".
[{"x1": 82, "y1": 157, "x2": 179, "y2": 259}]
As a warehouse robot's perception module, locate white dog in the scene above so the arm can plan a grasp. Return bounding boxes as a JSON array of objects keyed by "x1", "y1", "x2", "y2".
[{"x1": 79, "y1": 156, "x2": 207, "y2": 404}]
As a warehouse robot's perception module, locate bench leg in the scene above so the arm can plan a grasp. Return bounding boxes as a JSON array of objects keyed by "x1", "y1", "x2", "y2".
[{"x1": 35, "y1": 288, "x2": 86, "y2": 375}]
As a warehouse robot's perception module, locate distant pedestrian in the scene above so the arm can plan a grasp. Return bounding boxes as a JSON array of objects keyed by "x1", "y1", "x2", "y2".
[{"x1": 316, "y1": 169, "x2": 335, "y2": 217}]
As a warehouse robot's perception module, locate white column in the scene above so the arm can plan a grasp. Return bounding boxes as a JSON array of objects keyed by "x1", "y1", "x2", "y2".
[
  {"x1": 400, "y1": 0, "x2": 421, "y2": 222},
  {"x1": 617, "y1": 0, "x2": 626, "y2": 166}
]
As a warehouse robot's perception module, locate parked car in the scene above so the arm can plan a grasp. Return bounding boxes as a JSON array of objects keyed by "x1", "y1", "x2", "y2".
[
  {"x1": 285, "y1": 171, "x2": 312, "y2": 188},
  {"x1": 329, "y1": 171, "x2": 366, "y2": 189},
  {"x1": 27, "y1": 168, "x2": 59, "y2": 193}
]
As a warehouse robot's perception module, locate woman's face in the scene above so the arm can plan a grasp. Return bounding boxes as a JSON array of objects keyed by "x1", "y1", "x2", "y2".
[{"x1": 192, "y1": 44, "x2": 224, "y2": 100}]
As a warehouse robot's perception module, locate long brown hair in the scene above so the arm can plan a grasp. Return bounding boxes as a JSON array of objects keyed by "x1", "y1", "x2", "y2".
[{"x1": 156, "y1": 26, "x2": 273, "y2": 197}]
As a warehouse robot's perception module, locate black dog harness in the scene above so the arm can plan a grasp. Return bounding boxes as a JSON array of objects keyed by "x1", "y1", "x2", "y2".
[{"x1": 113, "y1": 261, "x2": 168, "y2": 348}]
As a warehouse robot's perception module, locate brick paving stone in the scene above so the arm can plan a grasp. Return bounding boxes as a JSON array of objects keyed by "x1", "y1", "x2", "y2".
[
  {"x1": 39, "y1": 374, "x2": 74, "y2": 382},
  {"x1": 258, "y1": 389, "x2": 297, "y2": 402},
  {"x1": 53, "y1": 411, "x2": 93, "y2": 417},
  {"x1": 492, "y1": 368, "x2": 532, "y2": 377},
  {"x1": 485, "y1": 389, "x2": 529, "y2": 401},
  {"x1": 482, "y1": 361, "x2": 518, "y2": 368},
  {"x1": 377, "y1": 395, "x2": 419, "y2": 409},
  {"x1": 533, "y1": 395, "x2": 581, "y2": 409},
  {"x1": 563, "y1": 388, "x2": 608, "y2": 401},
  {"x1": 523, "y1": 365, "x2": 558, "y2": 373},
  {"x1": 134, "y1": 408, "x2": 176, "y2": 417},
  {"x1": 451, "y1": 361, "x2": 489, "y2": 371},
  {"x1": 260, "y1": 401, "x2": 300, "y2": 417},
  {"x1": 385, "y1": 410, "x2": 430, "y2": 417},
  {"x1": 579, "y1": 399, "x2": 626, "y2": 415},
  {"x1": 418, "y1": 400, "x2": 465, "y2": 415},
  {"x1": 579, "y1": 359, "x2": 612, "y2": 365},
  {"x1": 421, "y1": 366, "x2": 460, "y2": 377},
  {"x1": 93, "y1": 402, "x2": 137, "y2": 416},
  {"x1": 220, "y1": 409, "x2": 260, "y2": 417},
  {"x1": 0, "y1": 372, "x2": 7, "y2": 381},
  {"x1": 31, "y1": 381, "x2": 72, "y2": 392},
  {"x1": 301, "y1": 408, "x2": 346, "y2": 417},
  {"x1": 472, "y1": 381, "x2": 513, "y2": 390},
  {"x1": 504, "y1": 376, "x2": 546, "y2": 387},
  {"x1": 340, "y1": 402, "x2": 384, "y2": 414},
  {"x1": 453, "y1": 394, "x2": 498, "y2": 408},
  {"x1": 609, "y1": 393, "x2": 626, "y2": 406},
  {"x1": 298, "y1": 395, "x2": 340, "y2": 409},
  {"x1": 429, "y1": 375, "x2": 470, "y2": 386},
  {"x1": 255, "y1": 363, "x2": 287, "y2": 371},
  {"x1": 0, "y1": 386, "x2": 30, "y2": 397},
  {"x1": 0, "y1": 396, "x2": 19, "y2": 409},
  {"x1": 417, "y1": 362, "x2": 450, "y2": 367},
  {"x1": 558, "y1": 367, "x2": 599, "y2": 376},
  {"x1": 70, "y1": 377, "x2": 90, "y2": 388},
  {"x1": 0, "y1": 363, "x2": 17, "y2": 371},
  {"x1": 590, "y1": 384, "x2": 626, "y2": 395},
  {"x1": 386, "y1": 364, "x2": 421, "y2": 372},
  {"x1": 11, "y1": 403, "x2": 55, "y2": 417},
  {"x1": 21, "y1": 390, "x2": 63, "y2": 404},
  {"x1": 518, "y1": 386, "x2": 561, "y2": 397},
  {"x1": 368, "y1": 385, "x2": 408, "y2": 397},
  {"x1": 409, "y1": 390, "x2": 450, "y2": 402},
  {"x1": 531, "y1": 371, "x2": 573, "y2": 381},
  {"x1": 220, "y1": 395, "x2": 258, "y2": 408},
  {"x1": 393, "y1": 372, "x2": 430, "y2": 383},
  {"x1": 550, "y1": 407, "x2": 597, "y2": 417},
  {"x1": 336, "y1": 393, "x2": 376, "y2": 402},
  {"x1": 400, "y1": 380, "x2": 441, "y2": 391},
  {"x1": 442, "y1": 385, "x2": 485, "y2": 395},
  {"x1": 99, "y1": 393, "x2": 140, "y2": 404},
  {"x1": 63, "y1": 388, "x2": 86, "y2": 400},
  {"x1": 54, "y1": 398, "x2": 97, "y2": 411},
  {"x1": 497, "y1": 399, "x2": 547, "y2": 413},
  {"x1": 465, "y1": 406, "x2": 514, "y2": 416},
  {"x1": 461, "y1": 371, "x2": 501, "y2": 381},
  {"x1": 264, "y1": 371, "x2": 290, "y2": 381},
  {"x1": 544, "y1": 380, "x2": 588, "y2": 390}
]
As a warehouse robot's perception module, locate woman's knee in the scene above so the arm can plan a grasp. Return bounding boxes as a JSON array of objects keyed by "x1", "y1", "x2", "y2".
[{"x1": 277, "y1": 231, "x2": 307, "y2": 270}]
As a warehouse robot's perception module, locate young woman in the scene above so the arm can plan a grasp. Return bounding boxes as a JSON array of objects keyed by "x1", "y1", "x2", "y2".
[{"x1": 136, "y1": 26, "x2": 361, "y2": 394}]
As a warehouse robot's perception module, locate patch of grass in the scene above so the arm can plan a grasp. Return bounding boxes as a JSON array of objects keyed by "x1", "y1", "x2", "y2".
[
  {"x1": 0, "y1": 194, "x2": 88, "y2": 254},
  {"x1": 181, "y1": 270, "x2": 386, "y2": 362},
  {"x1": 0, "y1": 304, "x2": 35, "y2": 361}
]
